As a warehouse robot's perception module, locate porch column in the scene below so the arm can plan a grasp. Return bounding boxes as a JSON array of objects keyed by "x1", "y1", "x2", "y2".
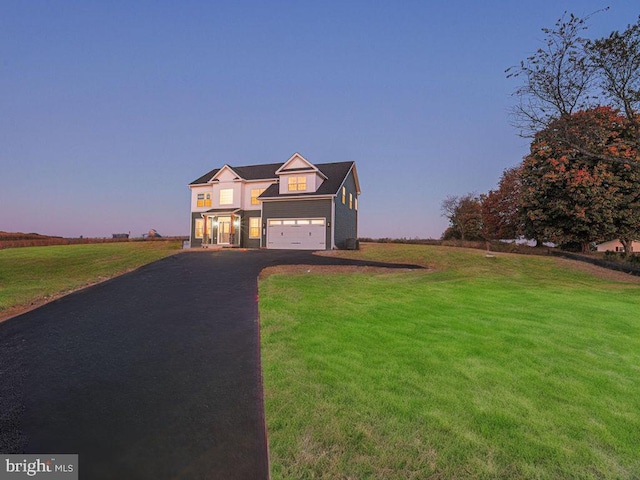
[{"x1": 203, "y1": 215, "x2": 208, "y2": 244}]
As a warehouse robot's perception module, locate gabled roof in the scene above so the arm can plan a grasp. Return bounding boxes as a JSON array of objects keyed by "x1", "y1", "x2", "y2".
[
  {"x1": 232, "y1": 163, "x2": 282, "y2": 180},
  {"x1": 190, "y1": 167, "x2": 220, "y2": 185},
  {"x1": 210, "y1": 164, "x2": 243, "y2": 182},
  {"x1": 189, "y1": 158, "x2": 358, "y2": 199},
  {"x1": 260, "y1": 161, "x2": 356, "y2": 199},
  {"x1": 275, "y1": 153, "x2": 327, "y2": 179},
  {"x1": 189, "y1": 162, "x2": 281, "y2": 185}
]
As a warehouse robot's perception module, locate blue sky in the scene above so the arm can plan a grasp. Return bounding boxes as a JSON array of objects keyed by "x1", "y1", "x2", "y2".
[{"x1": 1, "y1": 1, "x2": 637, "y2": 238}]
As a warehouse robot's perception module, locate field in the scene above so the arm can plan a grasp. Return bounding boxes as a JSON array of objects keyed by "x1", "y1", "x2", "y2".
[
  {"x1": 0, "y1": 241, "x2": 181, "y2": 320},
  {"x1": 259, "y1": 243, "x2": 640, "y2": 479}
]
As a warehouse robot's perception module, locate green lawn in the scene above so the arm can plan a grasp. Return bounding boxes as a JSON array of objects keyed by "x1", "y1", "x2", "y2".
[
  {"x1": 0, "y1": 241, "x2": 180, "y2": 317},
  {"x1": 259, "y1": 244, "x2": 640, "y2": 479}
]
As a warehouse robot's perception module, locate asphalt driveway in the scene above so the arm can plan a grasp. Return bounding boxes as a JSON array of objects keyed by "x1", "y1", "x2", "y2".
[{"x1": 0, "y1": 249, "x2": 418, "y2": 479}]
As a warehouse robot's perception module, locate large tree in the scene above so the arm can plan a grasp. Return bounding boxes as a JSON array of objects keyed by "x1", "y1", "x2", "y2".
[
  {"x1": 520, "y1": 107, "x2": 639, "y2": 252},
  {"x1": 441, "y1": 194, "x2": 483, "y2": 241},
  {"x1": 507, "y1": 12, "x2": 640, "y2": 167},
  {"x1": 509, "y1": 11, "x2": 640, "y2": 252}
]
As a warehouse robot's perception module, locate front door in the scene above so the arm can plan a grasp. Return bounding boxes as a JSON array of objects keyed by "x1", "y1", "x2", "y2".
[{"x1": 218, "y1": 217, "x2": 231, "y2": 244}]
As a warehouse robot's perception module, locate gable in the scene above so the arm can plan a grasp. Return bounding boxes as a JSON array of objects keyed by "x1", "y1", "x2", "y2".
[
  {"x1": 276, "y1": 153, "x2": 325, "y2": 178},
  {"x1": 210, "y1": 165, "x2": 242, "y2": 182},
  {"x1": 282, "y1": 156, "x2": 311, "y2": 170}
]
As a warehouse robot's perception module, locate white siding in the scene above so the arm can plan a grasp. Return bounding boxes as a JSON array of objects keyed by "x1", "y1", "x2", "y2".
[
  {"x1": 242, "y1": 182, "x2": 275, "y2": 210},
  {"x1": 190, "y1": 185, "x2": 214, "y2": 211},
  {"x1": 212, "y1": 182, "x2": 241, "y2": 209}
]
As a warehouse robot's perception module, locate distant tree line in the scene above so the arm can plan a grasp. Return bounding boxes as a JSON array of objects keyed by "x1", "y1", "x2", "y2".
[{"x1": 442, "y1": 11, "x2": 640, "y2": 253}]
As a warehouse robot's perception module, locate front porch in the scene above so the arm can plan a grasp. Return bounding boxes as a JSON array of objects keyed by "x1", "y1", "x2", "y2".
[
  {"x1": 191, "y1": 209, "x2": 262, "y2": 249},
  {"x1": 200, "y1": 209, "x2": 242, "y2": 248}
]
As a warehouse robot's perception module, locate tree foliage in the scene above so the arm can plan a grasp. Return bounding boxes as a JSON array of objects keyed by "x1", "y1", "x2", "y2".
[
  {"x1": 508, "y1": 11, "x2": 640, "y2": 168},
  {"x1": 504, "y1": 11, "x2": 640, "y2": 253},
  {"x1": 480, "y1": 167, "x2": 523, "y2": 240},
  {"x1": 441, "y1": 194, "x2": 483, "y2": 241},
  {"x1": 588, "y1": 19, "x2": 640, "y2": 121},
  {"x1": 441, "y1": 13, "x2": 640, "y2": 251},
  {"x1": 520, "y1": 107, "x2": 639, "y2": 252},
  {"x1": 507, "y1": 12, "x2": 594, "y2": 132}
]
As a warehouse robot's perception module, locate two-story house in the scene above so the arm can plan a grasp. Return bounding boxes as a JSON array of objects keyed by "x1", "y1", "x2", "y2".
[{"x1": 188, "y1": 153, "x2": 360, "y2": 250}]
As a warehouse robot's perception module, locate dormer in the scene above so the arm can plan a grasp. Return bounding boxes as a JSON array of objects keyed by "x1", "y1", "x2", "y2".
[{"x1": 276, "y1": 153, "x2": 327, "y2": 195}]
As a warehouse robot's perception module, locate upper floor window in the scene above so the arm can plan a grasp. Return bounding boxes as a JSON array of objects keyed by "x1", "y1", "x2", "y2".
[
  {"x1": 342, "y1": 187, "x2": 346, "y2": 204},
  {"x1": 220, "y1": 189, "x2": 233, "y2": 205},
  {"x1": 349, "y1": 193, "x2": 353, "y2": 209},
  {"x1": 288, "y1": 176, "x2": 307, "y2": 192},
  {"x1": 197, "y1": 193, "x2": 212, "y2": 207},
  {"x1": 251, "y1": 188, "x2": 266, "y2": 205}
]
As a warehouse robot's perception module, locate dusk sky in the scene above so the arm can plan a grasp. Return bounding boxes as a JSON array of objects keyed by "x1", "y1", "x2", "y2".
[{"x1": 1, "y1": 1, "x2": 638, "y2": 239}]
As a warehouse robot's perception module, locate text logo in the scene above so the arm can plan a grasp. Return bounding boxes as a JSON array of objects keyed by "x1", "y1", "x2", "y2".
[{"x1": 0, "y1": 455, "x2": 77, "y2": 480}]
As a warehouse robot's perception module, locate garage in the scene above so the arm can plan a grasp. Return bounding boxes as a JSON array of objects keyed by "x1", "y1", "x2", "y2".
[{"x1": 266, "y1": 218, "x2": 326, "y2": 250}]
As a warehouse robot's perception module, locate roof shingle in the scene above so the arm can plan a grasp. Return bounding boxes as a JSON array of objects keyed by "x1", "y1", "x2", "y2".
[{"x1": 190, "y1": 161, "x2": 355, "y2": 198}]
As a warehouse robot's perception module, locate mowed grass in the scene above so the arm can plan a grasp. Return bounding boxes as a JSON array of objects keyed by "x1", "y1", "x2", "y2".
[
  {"x1": 0, "y1": 241, "x2": 180, "y2": 317},
  {"x1": 259, "y1": 244, "x2": 640, "y2": 479}
]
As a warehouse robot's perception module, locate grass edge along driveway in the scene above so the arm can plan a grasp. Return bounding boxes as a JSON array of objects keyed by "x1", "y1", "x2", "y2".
[
  {"x1": 0, "y1": 242, "x2": 181, "y2": 321},
  {"x1": 260, "y1": 243, "x2": 640, "y2": 480}
]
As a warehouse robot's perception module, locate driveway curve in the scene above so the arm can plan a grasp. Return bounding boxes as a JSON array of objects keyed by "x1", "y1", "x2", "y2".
[{"x1": 0, "y1": 249, "x2": 420, "y2": 479}]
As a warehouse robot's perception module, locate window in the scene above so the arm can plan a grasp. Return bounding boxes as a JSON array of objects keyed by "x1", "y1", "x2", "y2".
[
  {"x1": 355, "y1": 198, "x2": 358, "y2": 211},
  {"x1": 342, "y1": 187, "x2": 346, "y2": 204},
  {"x1": 251, "y1": 188, "x2": 266, "y2": 205},
  {"x1": 195, "y1": 219, "x2": 204, "y2": 239},
  {"x1": 196, "y1": 193, "x2": 212, "y2": 208},
  {"x1": 349, "y1": 193, "x2": 353, "y2": 209},
  {"x1": 287, "y1": 176, "x2": 307, "y2": 191},
  {"x1": 269, "y1": 220, "x2": 282, "y2": 226},
  {"x1": 220, "y1": 188, "x2": 233, "y2": 205},
  {"x1": 249, "y1": 217, "x2": 261, "y2": 239},
  {"x1": 311, "y1": 219, "x2": 325, "y2": 225}
]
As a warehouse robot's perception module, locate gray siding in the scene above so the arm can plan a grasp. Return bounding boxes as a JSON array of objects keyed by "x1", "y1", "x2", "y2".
[
  {"x1": 190, "y1": 212, "x2": 220, "y2": 247},
  {"x1": 190, "y1": 212, "x2": 203, "y2": 247},
  {"x1": 334, "y1": 169, "x2": 358, "y2": 249},
  {"x1": 241, "y1": 210, "x2": 262, "y2": 248},
  {"x1": 262, "y1": 199, "x2": 332, "y2": 249}
]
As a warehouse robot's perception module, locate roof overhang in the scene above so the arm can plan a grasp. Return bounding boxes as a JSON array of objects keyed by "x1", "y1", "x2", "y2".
[
  {"x1": 275, "y1": 153, "x2": 328, "y2": 180},
  {"x1": 349, "y1": 163, "x2": 361, "y2": 194},
  {"x1": 259, "y1": 194, "x2": 334, "y2": 201},
  {"x1": 201, "y1": 208, "x2": 242, "y2": 216},
  {"x1": 209, "y1": 164, "x2": 243, "y2": 182}
]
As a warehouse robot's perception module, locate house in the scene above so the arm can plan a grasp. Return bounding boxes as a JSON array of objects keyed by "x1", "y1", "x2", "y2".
[
  {"x1": 188, "y1": 153, "x2": 360, "y2": 250},
  {"x1": 595, "y1": 239, "x2": 640, "y2": 253}
]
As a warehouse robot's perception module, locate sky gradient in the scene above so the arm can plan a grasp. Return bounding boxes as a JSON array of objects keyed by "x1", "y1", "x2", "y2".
[{"x1": 1, "y1": 1, "x2": 638, "y2": 239}]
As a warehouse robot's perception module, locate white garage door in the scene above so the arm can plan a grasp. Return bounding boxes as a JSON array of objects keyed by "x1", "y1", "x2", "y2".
[{"x1": 267, "y1": 219, "x2": 326, "y2": 250}]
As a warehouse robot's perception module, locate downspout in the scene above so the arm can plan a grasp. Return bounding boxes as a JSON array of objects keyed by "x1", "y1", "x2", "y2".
[{"x1": 331, "y1": 196, "x2": 336, "y2": 249}]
